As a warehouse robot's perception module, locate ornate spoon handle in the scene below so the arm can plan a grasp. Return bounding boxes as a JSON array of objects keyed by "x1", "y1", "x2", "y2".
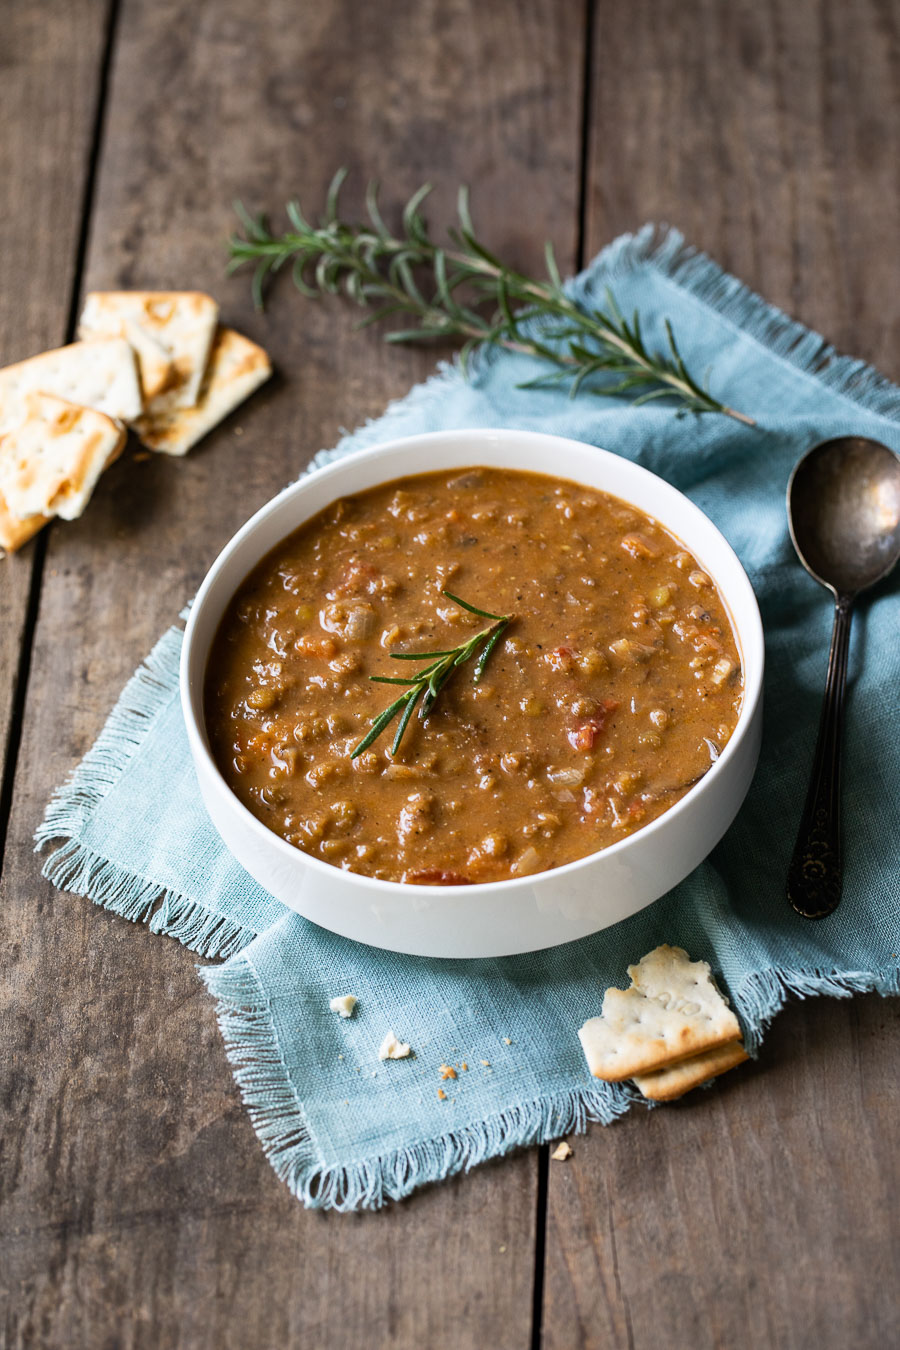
[{"x1": 787, "y1": 594, "x2": 853, "y2": 919}]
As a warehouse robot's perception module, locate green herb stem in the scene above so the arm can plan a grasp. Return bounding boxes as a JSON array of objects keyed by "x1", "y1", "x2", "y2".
[
  {"x1": 350, "y1": 590, "x2": 511, "y2": 759},
  {"x1": 228, "y1": 171, "x2": 755, "y2": 426}
]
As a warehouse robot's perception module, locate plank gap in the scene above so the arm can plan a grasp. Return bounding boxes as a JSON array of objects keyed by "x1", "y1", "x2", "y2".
[
  {"x1": 530, "y1": 1144, "x2": 551, "y2": 1350},
  {"x1": 0, "y1": 0, "x2": 123, "y2": 879},
  {"x1": 0, "y1": 530, "x2": 50, "y2": 880},
  {"x1": 575, "y1": 0, "x2": 597, "y2": 272},
  {"x1": 63, "y1": 0, "x2": 124, "y2": 341}
]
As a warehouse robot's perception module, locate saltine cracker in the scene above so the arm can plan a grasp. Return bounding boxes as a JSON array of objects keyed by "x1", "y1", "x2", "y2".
[
  {"x1": 0, "y1": 493, "x2": 49, "y2": 554},
  {"x1": 0, "y1": 392, "x2": 125, "y2": 524},
  {"x1": 632, "y1": 1040, "x2": 749, "y2": 1101},
  {"x1": 578, "y1": 945, "x2": 742, "y2": 1082},
  {"x1": 0, "y1": 339, "x2": 142, "y2": 432},
  {"x1": 79, "y1": 291, "x2": 219, "y2": 406},
  {"x1": 134, "y1": 328, "x2": 271, "y2": 456}
]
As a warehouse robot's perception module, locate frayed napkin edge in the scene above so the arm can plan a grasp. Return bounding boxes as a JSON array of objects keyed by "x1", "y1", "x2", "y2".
[
  {"x1": 200, "y1": 951, "x2": 900, "y2": 1212},
  {"x1": 33, "y1": 623, "x2": 258, "y2": 962}
]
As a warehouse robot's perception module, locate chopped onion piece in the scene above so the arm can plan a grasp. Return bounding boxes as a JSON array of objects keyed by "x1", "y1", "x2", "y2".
[
  {"x1": 511, "y1": 846, "x2": 541, "y2": 876},
  {"x1": 385, "y1": 762, "x2": 426, "y2": 779},
  {"x1": 547, "y1": 766, "x2": 585, "y2": 786}
]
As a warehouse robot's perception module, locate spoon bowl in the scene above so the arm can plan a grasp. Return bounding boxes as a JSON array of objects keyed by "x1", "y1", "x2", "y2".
[
  {"x1": 786, "y1": 435, "x2": 900, "y2": 920},
  {"x1": 788, "y1": 437, "x2": 900, "y2": 596}
]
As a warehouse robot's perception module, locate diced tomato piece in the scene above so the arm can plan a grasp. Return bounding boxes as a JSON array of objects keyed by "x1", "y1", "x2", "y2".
[
  {"x1": 335, "y1": 558, "x2": 379, "y2": 597},
  {"x1": 567, "y1": 724, "x2": 595, "y2": 751},
  {"x1": 295, "y1": 634, "x2": 338, "y2": 659},
  {"x1": 567, "y1": 698, "x2": 619, "y2": 750},
  {"x1": 547, "y1": 646, "x2": 574, "y2": 672},
  {"x1": 405, "y1": 869, "x2": 472, "y2": 886}
]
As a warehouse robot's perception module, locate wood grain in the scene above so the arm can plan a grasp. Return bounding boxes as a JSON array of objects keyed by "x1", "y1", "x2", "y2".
[
  {"x1": 0, "y1": 1, "x2": 586, "y2": 1346},
  {"x1": 0, "y1": 0, "x2": 113, "y2": 831},
  {"x1": 584, "y1": 0, "x2": 900, "y2": 374},
  {"x1": 542, "y1": 2, "x2": 900, "y2": 1345}
]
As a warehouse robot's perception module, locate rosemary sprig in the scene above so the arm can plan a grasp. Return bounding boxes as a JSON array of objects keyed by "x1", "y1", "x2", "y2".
[
  {"x1": 228, "y1": 170, "x2": 754, "y2": 425},
  {"x1": 350, "y1": 590, "x2": 511, "y2": 759}
]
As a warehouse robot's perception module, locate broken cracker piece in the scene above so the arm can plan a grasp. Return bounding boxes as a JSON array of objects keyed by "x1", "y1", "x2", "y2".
[
  {"x1": 551, "y1": 1141, "x2": 573, "y2": 1161},
  {"x1": 134, "y1": 327, "x2": 271, "y2": 456},
  {"x1": 378, "y1": 1031, "x2": 411, "y2": 1061},
  {"x1": 0, "y1": 339, "x2": 142, "y2": 432},
  {"x1": 0, "y1": 392, "x2": 125, "y2": 523},
  {"x1": 633, "y1": 1040, "x2": 749, "y2": 1102},
  {"x1": 0, "y1": 490, "x2": 49, "y2": 554},
  {"x1": 578, "y1": 944, "x2": 741, "y2": 1082},
  {"x1": 79, "y1": 290, "x2": 219, "y2": 406},
  {"x1": 329, "y1": 995, "x2": 357, "y2": 1019}
]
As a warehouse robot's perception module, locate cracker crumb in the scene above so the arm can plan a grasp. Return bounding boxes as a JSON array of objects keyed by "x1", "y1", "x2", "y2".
[
  {"x1": 329, "y1": 994, "x2": 358, "y2": 1018},
  {"x1": 460, "y1": 1061, "x2": 468, "y2": 1071},
  {"x1": 437, "y1": 1088, "x2": 447, "y2": 1101},
  {"x1": 481, "y1": 1059, "x2": 491, "y2": 1067},
  {"x1": 499, "y1": 1245, "x2": 507, "y2": 1254},
  {"x1": 503, "y1": 1037, "x2": 512, "y2": 1045},
  {"x1": 378, "y1": 1030, "x2": 412, "y2": 1060},
  {"x1": 551, "y1": 1141, "x2": 573, "y2": 1161},
  {"x1": 338, "y1": 1054, "x2": 344, "y2": 1060},
  {"x1": 439, "y1": 1064, "x2": 457, "y2": 1081}
]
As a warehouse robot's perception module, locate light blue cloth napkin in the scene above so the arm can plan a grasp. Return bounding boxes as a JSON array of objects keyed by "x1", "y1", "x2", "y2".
[{"x1": 37, "y1": 227, "x2": 900, "y2": 1210}]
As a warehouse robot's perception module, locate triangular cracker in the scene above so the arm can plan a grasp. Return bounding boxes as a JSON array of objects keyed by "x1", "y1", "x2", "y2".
[
  {"x1": 134, "y1": 327, "x2": 271, "y2": 456},
  {"x1": 0, "y1": 392, "x2": 125, "y2": 523},
  {"x1": 79, "y1": 291, "x2": 215, "y2": 406},
  {"x1": 0, "y1": 339, "x2": 142, "y2": 432},
  {"x1": 633, "y1": 1040, "x2": 749, "y2": 1102},
  {"x1": 578, "y1": 945, "x2": 742, "y2": 1082},
  {"x1": 79, "y1": 291, "x2": 219, "y2": 406},
  {"x1": 82, "y1": 306, "x2": 173, "y2": 403}
]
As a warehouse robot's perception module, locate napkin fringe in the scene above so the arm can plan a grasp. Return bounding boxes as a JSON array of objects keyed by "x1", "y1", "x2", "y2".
[
  {"x1": 586, "y1": 223, "x2": 900, "y2": 421},
  {"x1": 201, "y1": 954, "x2": 636, "y2": 1212},
  {"x1": 34, "y1": 625, "x2": 255, "y2": 961},
  {"x1": 738, "y1": 963, "x2": 900, "y2": 1051},
  {"x1": 204, "y1": 952, "x2": 900, "y2": 1211}
]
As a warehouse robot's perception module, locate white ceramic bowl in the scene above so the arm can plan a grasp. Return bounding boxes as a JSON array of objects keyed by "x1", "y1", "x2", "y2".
[{"x1": 182, "y1": 429, "x2": 764, "y2": 958}]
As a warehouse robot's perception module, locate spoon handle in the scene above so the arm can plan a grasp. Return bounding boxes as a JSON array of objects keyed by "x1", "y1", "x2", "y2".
[{"x1": 787, "y1": 594, "x2": 853, "y2": 919}]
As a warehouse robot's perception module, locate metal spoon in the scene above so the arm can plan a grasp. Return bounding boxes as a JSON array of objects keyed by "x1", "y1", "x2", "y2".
[{"x1": 786, "y1": 436, "x2": 900, "y2": 919}]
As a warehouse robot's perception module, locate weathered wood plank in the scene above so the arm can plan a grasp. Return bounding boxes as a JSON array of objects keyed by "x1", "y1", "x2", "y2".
[
  {"x1": 0, "y1": 0, "x2": 113, "y2": 837},
  {"x1": 543, "y1": 996, "x2": 900, "y2": 1350},
  {"x1": 0, "y1": 2, "x2": 586, "y2": 1346},
  {"x1": 543, "y1": 2, "x2": 900, "y2": 1345}
]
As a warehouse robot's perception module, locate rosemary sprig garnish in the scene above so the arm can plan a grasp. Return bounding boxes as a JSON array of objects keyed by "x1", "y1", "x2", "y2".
[
  {"x1": 350, "y1": 590, "x2": 511, "y2": 759},
  {"x1": 228, "y1": 170, "x2": 754, "y2": 425}
]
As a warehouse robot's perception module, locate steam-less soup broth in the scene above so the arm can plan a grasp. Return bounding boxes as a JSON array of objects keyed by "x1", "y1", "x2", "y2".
[{"x1": 205, "y1": 467, "x2": 743, "y2": 883}]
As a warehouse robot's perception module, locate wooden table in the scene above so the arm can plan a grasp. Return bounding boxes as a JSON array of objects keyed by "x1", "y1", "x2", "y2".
[{"x1": 2, "y1": 2, "x2": 899, "y2": 1346}]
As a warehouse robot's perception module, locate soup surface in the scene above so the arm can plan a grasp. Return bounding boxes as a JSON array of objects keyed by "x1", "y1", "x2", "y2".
[{"x1": 205, "y1": 467, "x2": 743, "y2": 883}]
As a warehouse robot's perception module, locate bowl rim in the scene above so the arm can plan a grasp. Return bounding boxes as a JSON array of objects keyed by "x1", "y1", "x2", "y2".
[{"x1": 181, "y1": 427, "x2": 765, "y2": 898}]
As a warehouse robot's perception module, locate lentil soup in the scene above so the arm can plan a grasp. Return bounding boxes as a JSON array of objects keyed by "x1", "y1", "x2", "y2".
[{"x1": 204, "y1": 467, "x2": 743, "y2": 883}]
